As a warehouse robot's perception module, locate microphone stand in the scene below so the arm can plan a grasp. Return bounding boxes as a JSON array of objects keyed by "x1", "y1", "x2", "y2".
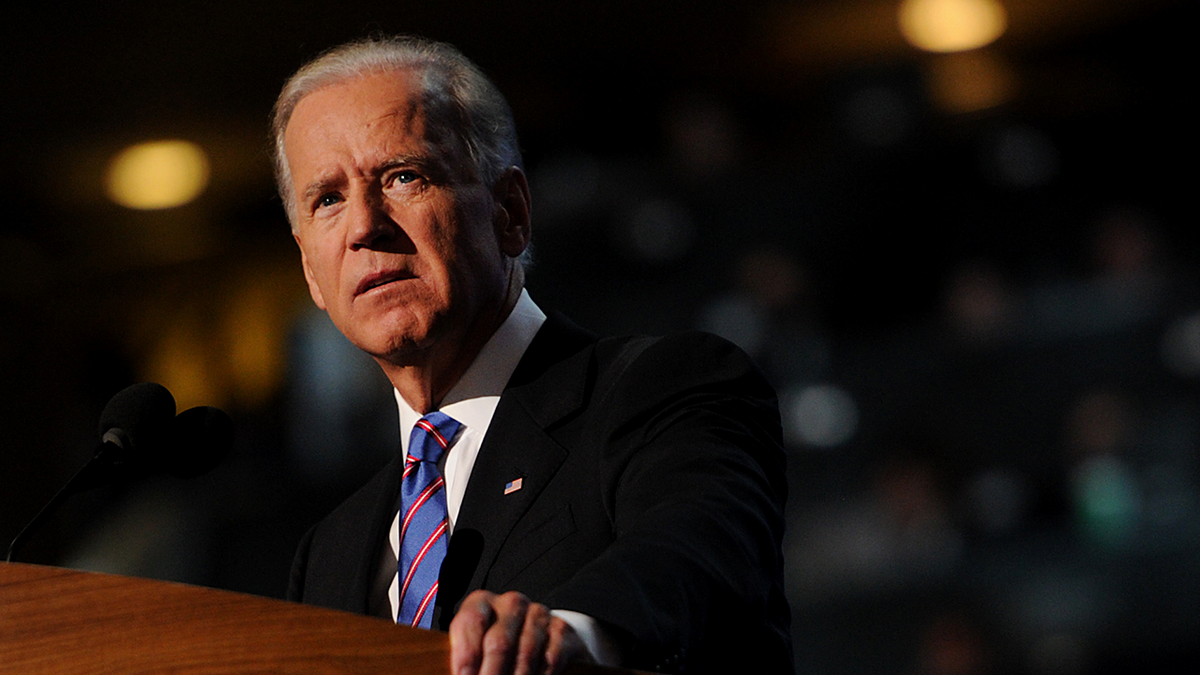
[
  {"x1": 5, "y1": 436, "x2": 144, "y2": 563},
  {"x1": 6, "y1": 396, "x2": 233, "y2": 564}
]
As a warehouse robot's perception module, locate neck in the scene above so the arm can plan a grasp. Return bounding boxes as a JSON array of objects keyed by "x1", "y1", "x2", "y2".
[{"x1": 382, "y1": 266, "x2": 525, "y2": 414}]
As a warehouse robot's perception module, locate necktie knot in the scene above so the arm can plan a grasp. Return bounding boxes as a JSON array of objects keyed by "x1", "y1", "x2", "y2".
[{"x1": 408, "y1": 410, "x2": 461, "y2": 465}]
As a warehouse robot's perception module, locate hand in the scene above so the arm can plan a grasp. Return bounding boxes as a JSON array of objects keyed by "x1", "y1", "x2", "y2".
[{"x1": 448, "y1": 590, "x2": 593, "y2": 675}]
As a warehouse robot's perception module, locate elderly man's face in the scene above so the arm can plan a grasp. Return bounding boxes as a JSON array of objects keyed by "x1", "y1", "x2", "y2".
[{"x1": 285, "y1": 70, "x2": 511, "y2": 365}]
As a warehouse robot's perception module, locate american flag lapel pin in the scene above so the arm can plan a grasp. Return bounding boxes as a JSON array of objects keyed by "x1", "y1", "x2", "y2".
[{"x1": 504, "y1": 477, "x2": 524, "y2": 495}]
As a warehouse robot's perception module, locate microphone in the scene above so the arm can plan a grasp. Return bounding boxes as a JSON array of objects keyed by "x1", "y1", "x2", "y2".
[
  {"x1": 435, "y1": 528, "x2": 484, "y2": 630},
  {"x1": 5, "y1": 382, "x2": 235, "y2": 562},
  {"x1": 168, "y1": 405, "x2": 235, "y2": 479},
  {"x1": 82, "y1": 381, "x2": 179, "y2": 490}
]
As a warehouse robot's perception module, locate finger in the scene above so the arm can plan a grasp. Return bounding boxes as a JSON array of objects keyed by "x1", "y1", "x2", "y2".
[
  {"x1": 479, "y1": 591, "x2": 531, "y2": 675},
  {"x1": 513, "y1": 602, "x2": 551, "y2": 675},
  {"x1": 449, "y1": 590, "x2": 498, "y2": 675},
  {"x1": 542, "y1": 617, "x2": 592, "y2": 675}
]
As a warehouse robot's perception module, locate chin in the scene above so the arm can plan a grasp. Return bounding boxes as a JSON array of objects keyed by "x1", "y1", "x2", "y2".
[{"x1": 363, "y1": 319, "x2": 440, "y2": 364}]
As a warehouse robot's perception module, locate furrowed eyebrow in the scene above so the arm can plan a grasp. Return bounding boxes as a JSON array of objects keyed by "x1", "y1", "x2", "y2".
[
  {"x1": 300, "y1": 174, "x2": 343, "y2": 204},
  {"x1": 297, "y1": 151, "x2": 448, "y2": 205},
  {"x1": 380, "y1": 153, "x2": 440, "y2": 177}
]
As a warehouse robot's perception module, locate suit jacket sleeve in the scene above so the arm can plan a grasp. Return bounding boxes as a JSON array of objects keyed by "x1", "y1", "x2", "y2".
[{"x1": 543, "y1": 331, "x2": 792, "y2": 674}]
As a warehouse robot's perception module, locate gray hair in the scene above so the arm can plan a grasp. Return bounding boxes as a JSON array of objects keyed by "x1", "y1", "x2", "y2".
[{"x1": 270, "y1": 35, "x2": 524, "y2": 227}]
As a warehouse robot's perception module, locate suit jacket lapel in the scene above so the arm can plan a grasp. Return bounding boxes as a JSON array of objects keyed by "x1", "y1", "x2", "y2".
[
  {"x1": 300, "y1": 447, "x2": 405, "y2": 615},
  {"x1": 454, "y1": 314, "x2": 595, "y2": 596},
  {"x1": 348, "y1": 453, "x2": 406, "y2": 613}
]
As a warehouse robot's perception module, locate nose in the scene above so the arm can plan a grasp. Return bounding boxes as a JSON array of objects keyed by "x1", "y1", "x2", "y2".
[{"x1": 346, "y1": 189, "x2": 399, "y2": 251}]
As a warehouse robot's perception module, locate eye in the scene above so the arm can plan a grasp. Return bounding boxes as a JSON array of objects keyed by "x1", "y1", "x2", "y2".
[
  {"x1": 389, "y1": 170, "x2": 421, "y2": 186},
  {"x1": 316, "y1": 193, "x2": 342, "y2": 209}
]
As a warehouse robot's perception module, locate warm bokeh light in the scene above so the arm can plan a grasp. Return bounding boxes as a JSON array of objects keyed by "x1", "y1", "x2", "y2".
[
  {"x1": 105, "y1": 140, "x2": 210, "y2": 209},
  {"x1": 222, "y1": 272, "x2": 300, "y2": 409},
  {"x1": 926, "y1": 50, "x2": 1016, "y2": 113},
  {"x1": 899, "y1": 0, "x2": 1007, "y2": 53},
  {"x1": 136, "y1": 263, "x2": 308, "y2": 413},
  {"x1": 145, "y1": 317, "x2": 222, "y2": 413}
]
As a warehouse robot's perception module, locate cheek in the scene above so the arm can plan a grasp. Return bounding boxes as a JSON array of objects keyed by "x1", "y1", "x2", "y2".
[
  {"x1": 455, "y1": 206, "x2": 504, "y2": 263},
  {"x1": 307, "y1": 245, "x2": 348, "y2": 296},
  {"x1": 305, "y1": 249, "x2": 333, "y2": 283},
  {"x1": 422, "y1": 211, "x2": 477, "y2": 273}
]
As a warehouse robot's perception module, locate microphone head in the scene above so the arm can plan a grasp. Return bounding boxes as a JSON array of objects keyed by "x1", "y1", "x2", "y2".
[
  {"x1": 97, "y1": 382, "x2": 177, "y2": 461},
  {"x1": 169, "y1": 406, "x2": 235, "y2": 479}
]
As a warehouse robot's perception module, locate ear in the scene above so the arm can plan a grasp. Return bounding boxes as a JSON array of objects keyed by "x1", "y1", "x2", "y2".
[
  {"x1": 294, "y1": 233, "x2": 328, "y2": 310},
  {"x1": 492, "y1": 167, "x2": 532, "y2": 259}
]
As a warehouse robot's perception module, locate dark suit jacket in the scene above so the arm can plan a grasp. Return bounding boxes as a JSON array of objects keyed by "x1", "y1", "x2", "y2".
[{"x1": 288, "y1": 314, "x2": 794, "y2": 674}]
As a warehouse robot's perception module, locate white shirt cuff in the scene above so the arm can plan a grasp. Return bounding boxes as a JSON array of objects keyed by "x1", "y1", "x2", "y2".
[{"x1": 550, "y1": 609, "x2": 622, "y2": 667}]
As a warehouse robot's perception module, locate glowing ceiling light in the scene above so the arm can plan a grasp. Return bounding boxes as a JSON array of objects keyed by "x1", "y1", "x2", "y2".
[
  {"x1": 105, "y1": 139, "x2": 210, "y2": 209},
  {"x1": 899, "y1": 0, "x2": 1008, "y2": 53}
]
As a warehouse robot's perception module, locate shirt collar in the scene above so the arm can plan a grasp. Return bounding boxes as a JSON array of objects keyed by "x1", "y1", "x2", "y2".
[{"x1": 395, "y1": 289, "x2": 547, "y2": 448}]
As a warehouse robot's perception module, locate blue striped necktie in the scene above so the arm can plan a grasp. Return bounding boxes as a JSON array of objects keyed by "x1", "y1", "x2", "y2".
[{"x1": 397, "y1": 411, "x2": 461, "y2": 627}]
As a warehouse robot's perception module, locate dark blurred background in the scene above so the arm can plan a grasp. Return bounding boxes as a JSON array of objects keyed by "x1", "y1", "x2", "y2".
[{"x1": 1, "y1": 1, "x2": 1195, "y2": 673}]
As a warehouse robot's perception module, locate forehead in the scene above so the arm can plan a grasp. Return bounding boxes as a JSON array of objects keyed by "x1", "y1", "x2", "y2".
[{"x1": 285, "y1": 69, "x2": 429, "y2": 160}]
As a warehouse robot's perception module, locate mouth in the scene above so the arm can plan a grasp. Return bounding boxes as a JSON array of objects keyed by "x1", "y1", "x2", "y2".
[{"x1": 355, "y1": 269, "x2": 415, "y2": 297}]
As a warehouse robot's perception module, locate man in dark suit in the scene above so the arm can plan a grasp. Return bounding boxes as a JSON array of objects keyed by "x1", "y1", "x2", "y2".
[{"x1": 274, "y1": 35, "x2": 792, "y2": 675}]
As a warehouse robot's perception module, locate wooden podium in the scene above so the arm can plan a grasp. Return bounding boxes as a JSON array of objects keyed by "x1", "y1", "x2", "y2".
[{"x1": 0, "y1": 563, "x2": 628, "y2": 674}]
